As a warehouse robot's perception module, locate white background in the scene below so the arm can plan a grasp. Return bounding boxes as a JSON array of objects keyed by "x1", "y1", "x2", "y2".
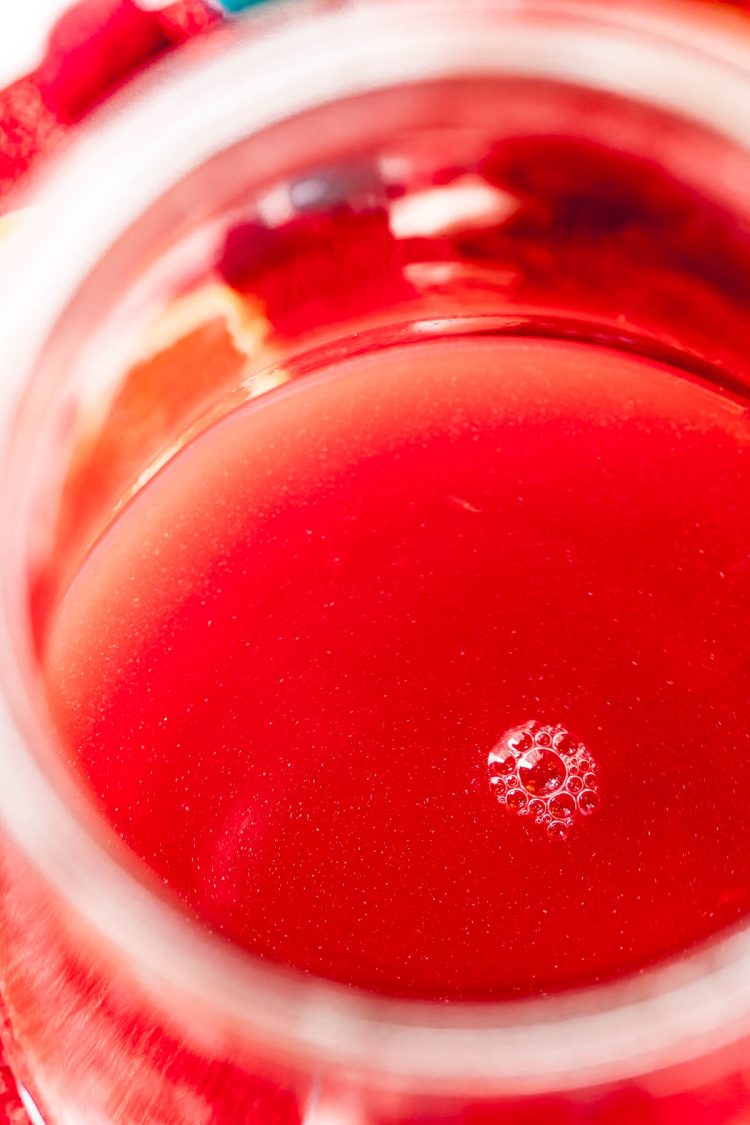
[{"x1": 0, "y1": 1, "x2": 87, "y2": 87}]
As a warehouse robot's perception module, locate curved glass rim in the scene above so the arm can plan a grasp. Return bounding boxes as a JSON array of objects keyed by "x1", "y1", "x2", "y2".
[{"x1": 1, "y1": 0, "x2": 750, "y2": 1095}]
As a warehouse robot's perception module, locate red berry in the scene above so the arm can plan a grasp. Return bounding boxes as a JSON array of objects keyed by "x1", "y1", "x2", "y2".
[
  {"x1": 156, "y1": 0, "x2": 222, "y2": 45},
  {"x1": 0, "y1": 76, "x2": 61, "y2": 200},
  {"x1": 216, "y1": 206, "x2": 412, "y2": 337},
  {"x1": 35, "y1": 0, "x2": 169, "y2": 124}
]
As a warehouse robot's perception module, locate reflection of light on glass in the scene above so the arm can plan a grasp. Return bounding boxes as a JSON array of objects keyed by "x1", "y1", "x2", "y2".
[
  {"x1": 257, "y1": 182, "x2": 296, "y2": 227},
  {"x1": 305, "y1": 1107, "x2": 359, "y2": 1125},
  {"x1": 19, "y1": 1084, "x2": 46, "y2": 1125},
  {"x1": 245, "y1": 366, "x2": 292, "y2": 397},
  {"x1": 135, "y1": 284, "x2": 269, "y2": 365},
  {"x1": 390, "y1": 176, "x2": 517, "y2": 238},
  {"x1": 404, "y1": 261, "x2": 519, "y2": 292},
  {"x1": 304, "y1": 1080, "x2": 365, "y2": 1125},
  {"x1": 410, "y1": 315, "x2": 477, "y2": 334}
]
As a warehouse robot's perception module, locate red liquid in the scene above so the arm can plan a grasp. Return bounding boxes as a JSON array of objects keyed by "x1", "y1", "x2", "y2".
[{"x1": 43, "y1": 335, "x2": 750, "y2": 1001}]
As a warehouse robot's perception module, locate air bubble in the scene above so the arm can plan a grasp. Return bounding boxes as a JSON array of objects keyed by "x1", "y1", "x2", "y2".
[
  {"x1": 506, "y1": 789, "x2": 528, "y2": 813},
  {"x1": 553, "y1": 732, "x2": 577, "y2": 756},
  {"x1": 488, "y1": 720, "x2": 600, "y2": 840},
  {"x1": 489, "y1": 752, "x2": 516, "y2": 775},
  {"x1": 578, "y1": 789, "x2": 598, "y2": 816},
  {"x1": 518, "y1": 748, "x2": 566, "y2": 796},
  {"x1": 528, "y1": 799, "x2": 546, "y2": 822},
  {"x1": 549, "y1": 793, "x2": 575, "y2": 820}
]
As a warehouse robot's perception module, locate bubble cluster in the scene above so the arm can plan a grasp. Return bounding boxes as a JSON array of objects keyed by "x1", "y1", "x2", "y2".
[{"x1": 488, "y1": 721, "x2": 600, "y2": 841}]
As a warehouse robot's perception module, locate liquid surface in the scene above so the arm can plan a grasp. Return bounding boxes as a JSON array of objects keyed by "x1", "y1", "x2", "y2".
[{"x1": 45, "y1": 336, "x2": 750, "y2": 1000}]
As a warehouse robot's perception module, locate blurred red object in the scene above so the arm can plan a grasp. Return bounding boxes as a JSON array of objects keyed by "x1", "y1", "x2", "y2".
[
  {"x1": 0, "y1": 76, "x2": 59, "y2": 201},
  {"x1": 0, "y1": 1061, "x2": 27, "y2": 1125},
  {"x1": 35, "y1": 0, "x2": 170, "y2": 124},
  {"x1": 0, "y1": 8, "x2": 222, "y2": 1118},
  {"x1": 0, "y1": 0, "x2": 220, "y2": 210}
]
